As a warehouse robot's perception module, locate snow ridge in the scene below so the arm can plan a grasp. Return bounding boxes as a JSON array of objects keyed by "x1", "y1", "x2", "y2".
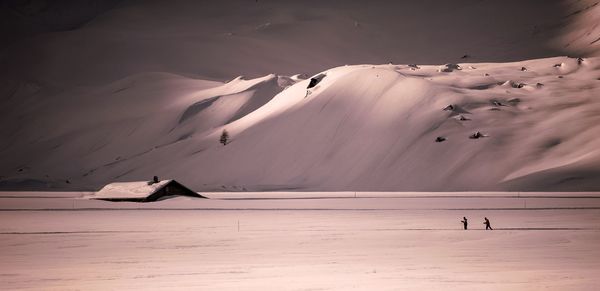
[{"x1": 2, "y1": 56, "x2": 600, "y2": 191}]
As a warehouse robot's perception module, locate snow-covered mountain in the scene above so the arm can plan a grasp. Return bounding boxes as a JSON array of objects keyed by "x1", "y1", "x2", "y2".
[
  {"x1": 0, "y1": 0, "x2": 573, "y2": 86},
  {"x1": 1, "y1": 0, "x2": 600, "y2": 191}
]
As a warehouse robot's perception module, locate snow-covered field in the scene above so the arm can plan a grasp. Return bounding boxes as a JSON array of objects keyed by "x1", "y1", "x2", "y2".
[
  {"x1": 2, "y1": 192, "x2": 600, "y2": 290},
  {"x1": 3, "y1": 1, "x2": 600, "y2": 289}
]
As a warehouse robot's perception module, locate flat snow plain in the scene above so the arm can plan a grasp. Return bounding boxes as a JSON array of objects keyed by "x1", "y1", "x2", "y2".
[{"x1": 1, "y1": 192, "x2": 600, "y2": 290}]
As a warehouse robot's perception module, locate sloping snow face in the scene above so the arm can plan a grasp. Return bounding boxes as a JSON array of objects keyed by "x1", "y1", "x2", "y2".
[
  {"x1": 170, "y1": 57, "x2": 600, "y2": 191},
  {"x1": 0, "y1": 0, "x2": 568, "y2": 86},
  {"x1": 2, "y1": 56, "x2": 600, "y2": 191},
  {"x1": 555, "y1": 0, "x2": 600, "y2": 57},
  {"x1": 0, "y1": 72, "x2": 285, "y2": 190},
  {"x1": 92, "y1": 180, "x2": 171, "y2": 200}
]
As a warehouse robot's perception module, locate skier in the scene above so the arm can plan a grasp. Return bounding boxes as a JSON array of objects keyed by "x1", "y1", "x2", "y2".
[
  {"x1": 484, "y1": 217, "x2": 493, "y2": 230},
  {"x1": 461, "y1": 217, "x2": 468, "y2": 230}
]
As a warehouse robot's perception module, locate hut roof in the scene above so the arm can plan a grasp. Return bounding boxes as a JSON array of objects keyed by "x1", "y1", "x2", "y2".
[{"x1": 92, "y1": 180, "x2": 197, "y2": 201}]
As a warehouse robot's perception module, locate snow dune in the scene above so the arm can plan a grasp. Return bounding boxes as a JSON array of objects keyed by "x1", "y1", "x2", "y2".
[
  {"x1": 2, "y1": 56, "x2": 600, "y2": 191},
  {"x1": 2, "y1": 0, "x2": 600, "y2": 191}
]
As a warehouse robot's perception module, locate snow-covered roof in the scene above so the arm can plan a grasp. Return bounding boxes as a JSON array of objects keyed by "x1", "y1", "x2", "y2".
[{"x1": 93, "y1": 180, "x2": 173, "y2": 200}]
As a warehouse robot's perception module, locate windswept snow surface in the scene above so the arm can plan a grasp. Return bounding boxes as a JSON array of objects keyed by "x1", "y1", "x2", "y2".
[
  {"x1": 555, "y1": 0, "x2": 600, "y2": 57},
  {"x1": 2, "y1": 56, "x2": 600, "y2": 191},
  {"x1": 0, "y1": 0, "x2": 569, "y2": 86},
  {"x1": 2, "y1": 0, "x2": 600, "y2": 191},
  {"x1": 1, "y1": 192, "x2": 600, "y2": 290}
]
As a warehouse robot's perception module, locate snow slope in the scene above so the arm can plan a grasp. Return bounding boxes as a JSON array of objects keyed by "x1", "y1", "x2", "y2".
[
  {"x1": 0, "y1": 0, "x2": 569, "y2": 86},
  {"x1": 2, "y1": 56, "x2": 600, "y2": 191},
  {"x1": 2, "y1": 1, "x2": 600, "y2": 191},
  {"x1": 0, "y1": 72, "x2": 285, "y2": 190},
  {"x1": 554, "y1": 0, "x2": 600, "y2": 57}
]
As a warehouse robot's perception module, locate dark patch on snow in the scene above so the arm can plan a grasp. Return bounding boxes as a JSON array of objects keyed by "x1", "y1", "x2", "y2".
[
  {"x1": 188, "y1": 148, "x2": 206, "y2": 156},
  {"x1": 491, "y1": 100, "x2": 506, "y2": 106},
  {"x1": 111, "y1": 85, "x2": 132, "y2": 94},
  {"x1": 507, "y1": 98, "x2": 521, "y2": 105},
  {"x1": 556, "y1": 176, "x2": 585, "y2": 184},
  {"x1": 468, "y1": 83, "x2": 496, "y2": 90},
  {"x1": 439, "y1": 63, "x2": 461, "y2": 72},
  {"x1": 307, "y1": 73, "x2": 326, "y2": 89},
  {"x1": 177, "y1": 133, "x2": 192, "y2": 142},
  {"x1": 469, "y1": 131, "x2": 486, "y2": 139},
  {"x1": 564, "y1": 2, "x2": 598, "y2": 18},
  {"x1": 114, "y1": 169, "x2": 135, "y2": 179},
  {"x1": 442, "y1": 104, "x2": 470, "y2": 115},
  {"x1": 179, "y1": 96, "x2": 220, "y2": 124},
  {"x1": 226, "y1": 78, "x2": 281, "y2": 124},
  {"x1": 542, "y1": 138, "x2": 562, "y2": 149}
]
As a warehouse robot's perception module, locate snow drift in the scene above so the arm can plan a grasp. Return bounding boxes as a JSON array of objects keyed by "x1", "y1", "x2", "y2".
[
  {"x1": 2, "y1": 0, "x2": 600, "y2": 191},
  {"x1": 2, "y1": 56, "x2": 600, "y2": 191}
]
